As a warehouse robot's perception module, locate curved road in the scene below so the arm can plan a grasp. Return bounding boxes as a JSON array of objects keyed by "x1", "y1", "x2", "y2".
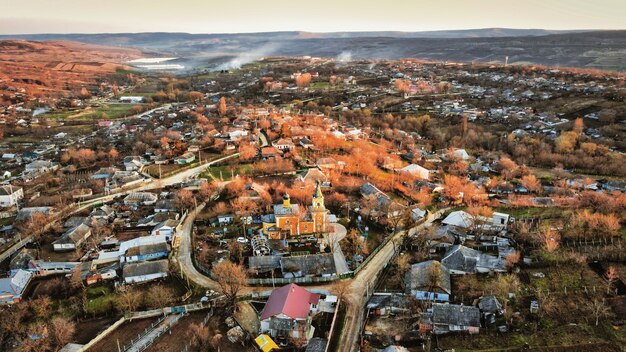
[
  {"x1": 173, "y1": 202, "x2": 221, "y2": 291},
  {"x1": 334, "y1": 209, "x2": 446, "y2": 352}
]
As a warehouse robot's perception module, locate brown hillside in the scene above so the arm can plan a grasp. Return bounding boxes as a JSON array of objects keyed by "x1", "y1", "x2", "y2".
[{"x1": 0, "y1": 40, "x2": 143, "y2": 105}]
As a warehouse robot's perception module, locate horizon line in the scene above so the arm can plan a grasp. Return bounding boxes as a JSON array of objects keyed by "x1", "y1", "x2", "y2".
[{"x1": 2, "y1": 27, "x2": 624, "y2": 37}]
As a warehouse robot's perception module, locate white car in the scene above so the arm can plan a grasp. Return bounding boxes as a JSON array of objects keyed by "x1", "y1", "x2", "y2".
[{"x1": 236, "y1": 237, "x2": 248, "y2": 244}]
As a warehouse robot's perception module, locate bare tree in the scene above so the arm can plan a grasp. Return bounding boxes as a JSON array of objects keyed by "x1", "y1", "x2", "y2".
[
  {"x1": 212, "y1": 260, "x2": 247, "y2": 308},
  {"x1": 187, "y1": 323, "x2": 210, "y2": 350},
  {"x1": 605, "y1": 265, "x2": 619, "y2": 294},
  {"x1": 145, "y1": 285, "x2": 175, "y2": 309},
  {"x1": 586, "y1": 298, "x2": 612, "y2": 326},
  {"x1": 117, "y1": 288, "x2": 142, "y2": 313},
  {"x1": 50, "y1": 317, "x2": 76, "y2": 348}
]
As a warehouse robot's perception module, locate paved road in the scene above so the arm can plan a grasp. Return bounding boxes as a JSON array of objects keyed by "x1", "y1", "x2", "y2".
[
  {"x1": 77, "y1": 153, "x2": 239, "y2": 208},
  {"x1": 136, "y1": 153, "x2": 239, "y2": 191},
  {"x1": 334, "y1": 209, "x2": 446, "y2": 352},
  {"x1": 174, "y1": 202, "x2": 221, "y2": 291}
]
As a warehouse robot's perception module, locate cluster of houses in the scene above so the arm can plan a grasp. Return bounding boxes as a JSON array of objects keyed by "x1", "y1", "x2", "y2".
[{"x1": 365, "y1": 208, "x2": 514, "y2": 342}]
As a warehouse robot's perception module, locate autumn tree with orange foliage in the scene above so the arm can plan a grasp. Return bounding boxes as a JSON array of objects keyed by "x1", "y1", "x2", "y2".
[
  {"x1": 538, "y1": 225, "x2": 560, "y2": 252},
  {"x1": 498, "y1": 157, "x2": 519, "y2": 180},
  {"x1": 521, "y1": 174, "x2": 541, "y2": 193},
  {"x1": 218, "y1": 96, "x2": 227, "y2": 115},
  {"x1": 238, "y1": 143, "x2": 257, "y2": 161},
  {"x1": 212, "y1": 260, "x2": 247, "y2": 309},
  {"x1": 295, "y1": 73, "x2": 312, "y2": 87},
  {"x1": 394, "y1": 79, "x2": 410, "y2": 94}
]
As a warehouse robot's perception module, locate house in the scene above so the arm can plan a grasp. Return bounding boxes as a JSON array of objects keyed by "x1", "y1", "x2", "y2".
[
  {"x1": 280, "y1": 254, "x2": 336, "y2": 278},
  {"x1": 299, "y1": 167, "x2": 329, "y2": 186},
  {"x1": 124, "y1": 192, "x2": 158, "y2": 206},
  {"x1": 360, "y1": 182, "x2": 405, "y2": 221},
  {"x1": 150, "y1": 219, "x2": 179, "y2": 241},
  {"x1": 405, "y1": 260, "x2": 451, "y2": 301},
  {"x1": 411, "y1": 208, "x2": 427, "y2": 222},
  {"x1": 298, "y1": 137, "x2": 314, "y2": 149},
  {"x1": 90, "y1": 205, "x2": 115, "y2": 220},
  {"x1": 261, "y1": 146, "x2": 283, "y2": 159},
  {"x1": 123, "y1": 259, "x2": 169, "y2": 284},
  {"x1": 124, "y1": 242, "x2": 170, "y2": 263},
  {"x1": 154, "y1": 199, "x2": 177, "y2": 213},
  {"x1": 106, "y1": 171, "x2": 145, "y2": 192},
  {"x1": 441, "y1": 211, "x2": 474, "y2": 229},
  {"x1": 441, "y1": 245, "x2": 507, "y2": 274},
  {"x1": 0, "y1": 185, "x2": 23, "y2": 208},
  {"x1": 228, "y1": 130, "x2": 248, "y2": 141},
  {"x1": 97, "y1": 235, "x2": 167, "y2": 263},
  {"x1": 0, "y1": 269, "x2": 33, "y2": 304},
  {"x1": 175, "y1": 152, "x2": 196, "y2": 165},
  {"x1": 123, "y1": 156, "x2": 147, "y2": 172},
  {"x1": 492, "y1": 212, "x2": 510, "y2": 229},
  {"x1": 53, "y1": 224, "x2": 92, "y2": 252},
  {"x1": 259, "y1": 284, "x2": 320, "y2": 344},
  {"x1": 217, "y1": 214, "x2": 234, "y2": 225},
  {"x1": 24, "y1": 160, "x2": 57, "y2": 176},
  {"x1": 366, "y1": 294, "x2": 412, "y2": 316},
  {"x1": 430, "y1": 303, "x2": 481, "y2": 334},
  {"x1": 78, "y1": 262, "x2": 118, "y2": 285},
  {"x1": 119, "y1": 96, "x2": 145, "y2": 103},
  {"x1": 24, "y1": 260, "x2": 79, "y2": 277},
  {"x1": 249, "y1": 256, "x2": 282, "y2": 273},
  {"x1": 399, "y1": 164, "x2": 431, "y2": 180},
  {"x1": 449, "y1": 148, "x2": 470, "y2": 160},
  {"x1": 315, "y1": 157, "x2": 340, "y2": 171},
  {"x1": 478, "y1": 296, "x2": 504, "y2": 324},
  {"x1": 273, "y1": 138, "x2": 295, "y2": 151},
  {"x1": 16, "y1": 207, "x2": 53, "y2": 222}
]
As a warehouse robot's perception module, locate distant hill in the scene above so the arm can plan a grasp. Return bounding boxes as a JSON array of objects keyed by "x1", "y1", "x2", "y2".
[
  {"x1": 1, "y1": 29, "x2": 624, "y2": 71},
  {"x1": 0, "y1": 40, "x2": 141, "y2": 105}
]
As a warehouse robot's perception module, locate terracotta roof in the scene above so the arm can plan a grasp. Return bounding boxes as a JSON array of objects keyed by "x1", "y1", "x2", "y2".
[{"x1": 260, "y1": 283, "x2": 319, "y2": 320}]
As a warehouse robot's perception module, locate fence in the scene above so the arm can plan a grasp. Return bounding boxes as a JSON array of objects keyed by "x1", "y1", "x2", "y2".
[
  {"x1": 79, "y1": 316, "x2": 126, "y2": 351},
  {"x1": 123, "y1": 313, "x2": 185, "y2": 352}
]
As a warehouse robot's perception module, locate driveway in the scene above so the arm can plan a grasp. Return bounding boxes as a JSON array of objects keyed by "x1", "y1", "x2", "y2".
[{"x1": 325, "y1": 223, "x2": 350, "y2": 275}]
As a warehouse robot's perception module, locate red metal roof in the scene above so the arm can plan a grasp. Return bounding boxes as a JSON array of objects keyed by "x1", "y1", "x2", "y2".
[{"x1": 260, "y1": 283, "x2": 320, "y2": 321}]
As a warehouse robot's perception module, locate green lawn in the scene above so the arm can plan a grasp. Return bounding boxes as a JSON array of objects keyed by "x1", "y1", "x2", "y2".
[
  {"x1": 41, "y1": 104, "x2": 145, "y2": 121},
  {"x1": 201, "y1": 164, "x2": 253, "y2": 180},
  {"x1": 494, "y1": 206, "x2": 571, "y2": 219},
  {"x1": 85, "y1": 285, "x2": 118, "y2": 315}
]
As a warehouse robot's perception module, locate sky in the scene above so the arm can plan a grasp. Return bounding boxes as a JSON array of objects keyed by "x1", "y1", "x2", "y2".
[{"x1": 1, "y1": 0, "x2": 625, "y2": 34}]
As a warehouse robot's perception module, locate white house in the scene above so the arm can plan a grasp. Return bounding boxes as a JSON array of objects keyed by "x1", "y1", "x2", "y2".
[
  {"x1": 217, "y1": 214, "x2": 234, "y2": 225},
  {"x1": 151, "y1": 219, "x2": 179, "y2": 241},
  {"x1": 52, "y1": 224, "x2": 92, "y2": 252},
  {"x1": 123, "y1": 259, "x2": 169, "y2": 284},
  {"x1": 119, "y1": 96, "x2": 145, "y2": 104},
  {"x1": 0, "y1": 185, "x2": 23, "y2": 208},
  {"x1": 399, "y1": 164, "x2": 431, "y2": 180}
]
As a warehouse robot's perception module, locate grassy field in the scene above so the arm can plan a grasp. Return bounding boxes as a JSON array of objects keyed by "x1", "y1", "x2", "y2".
[
  {"x1": 494, "y1": 206, "x2": 572, "y2": 219},
  {"x1": 86, "y1": 285, "x2": 118, "y2": 315},
  {"x1": 200, "y1": 163, "x2": 253, "y2": 180},
  {"x1": 41, "y1": 103, "x2": 145, "y2": 121}
]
